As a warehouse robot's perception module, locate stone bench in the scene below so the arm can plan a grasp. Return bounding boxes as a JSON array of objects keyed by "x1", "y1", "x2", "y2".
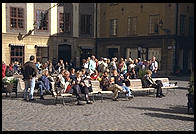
[{"x1": 128, "y1": 78, "x2": 178, "y2": 96}]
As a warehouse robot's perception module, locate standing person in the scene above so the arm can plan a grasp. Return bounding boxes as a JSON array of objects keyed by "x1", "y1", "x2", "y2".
[
  {"x1": 142, "y1": 70, "x2": 164, "y2": 98},
  {"x1": 150, "y1": 56, "x2": 158, "y2": 78},
  {"x1": 109, "y1": 58, "x2": 117, "y2": 75},
  {"x1": 118, "y1": 58, "x2": 127, "y2": 75},
  {"x1": 2, "y1": 61, "x2": 6, "y2": 78},
  {"x1": 21, "y1": 55, "x2": 38, "y2": 101},
  {"x1": 88, "y1": 55, "x2": 96, "y2": 75}
]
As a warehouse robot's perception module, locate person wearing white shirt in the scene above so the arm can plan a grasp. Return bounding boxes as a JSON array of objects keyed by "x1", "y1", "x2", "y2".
[{"x1": 150, "y1": 56, "x2": 158, "y2": 77}]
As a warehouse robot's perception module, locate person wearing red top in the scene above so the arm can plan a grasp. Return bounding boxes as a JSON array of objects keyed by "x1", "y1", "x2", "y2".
[
  {"x1": 90, "y1": 70, "x2": 99, "y2": 80},
  {"x1": 2, "y1": 61, "x2": 6, "y2": 78},
  {"x1": 8, "y1": 63, "x2": 14, "y2": 72}
]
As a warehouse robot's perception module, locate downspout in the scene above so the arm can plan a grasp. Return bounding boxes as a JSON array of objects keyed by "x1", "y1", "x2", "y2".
[
  {"x1": 95, "y1": 3, "x2": 98, "y2": 57},
  {"x1": 174, "y1": 3, "x2": 179, "y2": 73}
]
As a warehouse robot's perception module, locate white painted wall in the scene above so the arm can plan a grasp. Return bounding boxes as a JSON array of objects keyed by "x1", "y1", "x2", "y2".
[
  {"x1": 51, "y1": 3, "x2": 58, "y2": 35},
  {"x1": 27, "y1": 3, "x2": 34, "y2": 34},
  {"x1": 2, "y1": 3, "x2": 6, "y2": 33}
]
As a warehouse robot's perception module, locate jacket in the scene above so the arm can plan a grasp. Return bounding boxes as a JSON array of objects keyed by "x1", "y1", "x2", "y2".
[
  {"x1": 21, "y1": 61, "x2": 37, "y2": 80},
  {"x1": 142, "y1": 74, "x2": 155, "y2": 88}
]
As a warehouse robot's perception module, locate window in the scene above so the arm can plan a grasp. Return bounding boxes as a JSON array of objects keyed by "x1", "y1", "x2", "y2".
[
  {"x1": 10, "y1": 7, "x2": 24, "y2": 29},
  {"x1": 149, "y1": 15, "x2": 160, "y2": 34},
  {"x1": 36, "y1": 10, "x2": 48, "y2": 31},
  {"x1": 80, "y1": 15, "x2": 91, "y2": 34},
  {"x1": 110, "y1": 19, "x2": 118, "y2": 36},
  {"x1": 180, "y1": 15, "x2": 186, "y2": 35},
  {"x1": 59, "y1": 13, "x2": 64, "y2": 32},
  {"x1": 36, "y1": 47, "x2": 48, "y2": 63},
  {"x1": 64, "y1": 13, "x2": 71, "y2": 33},
  {"x1": 10, "y1": 46, "x2": 24, "y2": 64},
  {"x1": 189, "y1": 17, "x2": 193, "y2": 36},
  {"x1": 128, "y1": 17, "x2": 137, "y2": 35}
]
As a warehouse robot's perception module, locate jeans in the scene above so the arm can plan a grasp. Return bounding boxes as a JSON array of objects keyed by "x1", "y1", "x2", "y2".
[
  {"x1": 24, "y1": 77, "x2": 35, "y2": 100},
  {"x1": 36, "y1": 81, "x2": 46, "y2": 96},
  {"x1": 121, "y1": 85, "x2": 132, "y2": 96}
]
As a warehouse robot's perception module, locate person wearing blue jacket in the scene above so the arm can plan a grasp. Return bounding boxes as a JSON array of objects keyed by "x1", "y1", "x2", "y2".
[{"x1": 37, "y1": 69, "x2": 52, "y2": 100}]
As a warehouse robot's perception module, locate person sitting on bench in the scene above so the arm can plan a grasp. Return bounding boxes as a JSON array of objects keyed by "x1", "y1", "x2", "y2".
[{"x1": 142, "y1": 70, "x2": 165, "y2": 98}]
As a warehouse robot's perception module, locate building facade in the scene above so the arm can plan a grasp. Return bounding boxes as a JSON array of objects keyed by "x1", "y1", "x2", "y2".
[
  {"x1": 2, "y1": 3, "x2": 194, "y2": 74},
  {"x1": 96, "y1": 3, "x2": 194, "y2": 75},
  {"x1": 2, "y1": 3, "x2": 96, "y2": 68}
]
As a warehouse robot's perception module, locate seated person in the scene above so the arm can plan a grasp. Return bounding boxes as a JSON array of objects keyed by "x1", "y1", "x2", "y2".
[
  {"x1": 36, "y1": 69, "x2": 53, "y2": 100},
  {"x1": 124, "y1": 68, "x2": 136, "y2": 79},
  {"x1": 70, "y1": 68, "x2": 76, "y2": 80},
  {"x1": 100, "y1": 71, "x2": 133, "y2": 101},
  {"x1": 112, "y1": 69, "x2": 134, "y2": 100},
  {"x1": 72, "y1": 71, "x2": 92, "y2": 105},
  {"x1": 142, "y1": 70, "x2": 165, "y2": 98},
  {"x1": 90, "y1": 70, "x2": 100, "y2": 80}
]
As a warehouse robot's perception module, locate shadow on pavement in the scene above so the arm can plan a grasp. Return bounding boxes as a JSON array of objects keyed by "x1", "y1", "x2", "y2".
[
  {"x1": 126, "y1": 105, "x2": 189, "y2": 115},
  {"x1": 143, "y1": 112, "x2": 194, "y2": 121}
]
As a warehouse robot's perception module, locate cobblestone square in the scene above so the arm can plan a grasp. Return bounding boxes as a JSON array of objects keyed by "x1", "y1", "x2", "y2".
[{"x1": 2, "y1": 77, "x2": 194, "y2": 131}]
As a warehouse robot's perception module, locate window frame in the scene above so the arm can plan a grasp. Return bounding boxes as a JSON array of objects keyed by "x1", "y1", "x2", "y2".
[
  {"x1": 128, "y1": 16, "x2": 137, "y2": 36},
  {"x1": 36, "y1": 46, "x2": 49, "y2": 63},
  {"x1": 189, "y1": 17, "x2": 194, "y2": 36},
  {"x1": 59, "y1": 12, "x2": 64, "y2": 32},
  {"x1": 10, "y1": 46, "x2": 24, "y2": 65},
  {"x1": 180, "y1": 15, "x2": 186, "y2": 35},
  {"x1": 10, "y1": 7, "x2": 25, "y2": 30},
  {"x1": 149, "y1": 14, "x2": 160, "y2": 34},
  {"x1": 80, "y1": 14, "x2": 92, "y2": 35},
  {"x1": 36, "y1": 9, "x2": 49, "y2": 32},
  {"x1": 110, "y1": 19, "x2": 118, "y2": 36}
]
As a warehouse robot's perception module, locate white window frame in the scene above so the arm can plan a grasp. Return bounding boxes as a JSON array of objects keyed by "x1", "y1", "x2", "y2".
[
  {"x1": 149, "y1": 15, "x2": 160, "y2": 34},
  {"x1": 128, "y1": 17, "x2": 137, "y2": 35}
]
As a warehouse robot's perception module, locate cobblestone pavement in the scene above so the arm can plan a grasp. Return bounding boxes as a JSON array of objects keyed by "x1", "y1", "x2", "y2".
[{"x1": 2, "y1": 78, "x2": 194, "y2": 131}]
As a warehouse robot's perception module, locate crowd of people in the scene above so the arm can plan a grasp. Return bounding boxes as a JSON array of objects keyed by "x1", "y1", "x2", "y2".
[{"x1": 2, "y1": 54, "x2": 162, "y2": 105}]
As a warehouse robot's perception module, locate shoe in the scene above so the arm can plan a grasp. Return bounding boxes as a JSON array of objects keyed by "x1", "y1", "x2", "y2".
[
  {"x1": 86, "y1": 101, "x2": 93, "y2": 104},
  {"x1": 156, "y1": 95, "x2": 162, "y2": 98},
  {"x1": 174, "y1": 82, "x2": 177, "y2": 86},
  {"x1": 29, "y1": 98, "x2": 36, "y2": 101},
  {"x1": 113, "y1": 98, "x2": 119, "y2": 101},
  {"x1": 23, "y1": 98, "x2": 27, "y2": 101},
  {"x1": 160, "y1": 94, "x2": 165, "y2": 97},
  {"x1": 128, "y1": 95, "x2": 134, "y2": 99},
  {"x1": 45, "y1": 90, "x2": 52, "y2": 95},
  {"x1": 40, "y1": 96, "x2": 45, "y2": 100}
]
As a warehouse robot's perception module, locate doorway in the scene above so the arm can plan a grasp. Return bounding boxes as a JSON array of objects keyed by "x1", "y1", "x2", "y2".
[
  {"x1": 108, "y1": 48, "x2": 118, "y2": 59},
  {"x1": 58, "y1": 44, "x2": 71, "y2": 63}
]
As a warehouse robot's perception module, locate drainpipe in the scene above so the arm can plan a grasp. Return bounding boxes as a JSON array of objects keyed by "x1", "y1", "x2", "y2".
[
  {"x1": 95, "y1": 3, "x2": 98, "y2": 57},
  {"x1": 174, "y1": 3, "x2": 179, "y2": 73}
]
